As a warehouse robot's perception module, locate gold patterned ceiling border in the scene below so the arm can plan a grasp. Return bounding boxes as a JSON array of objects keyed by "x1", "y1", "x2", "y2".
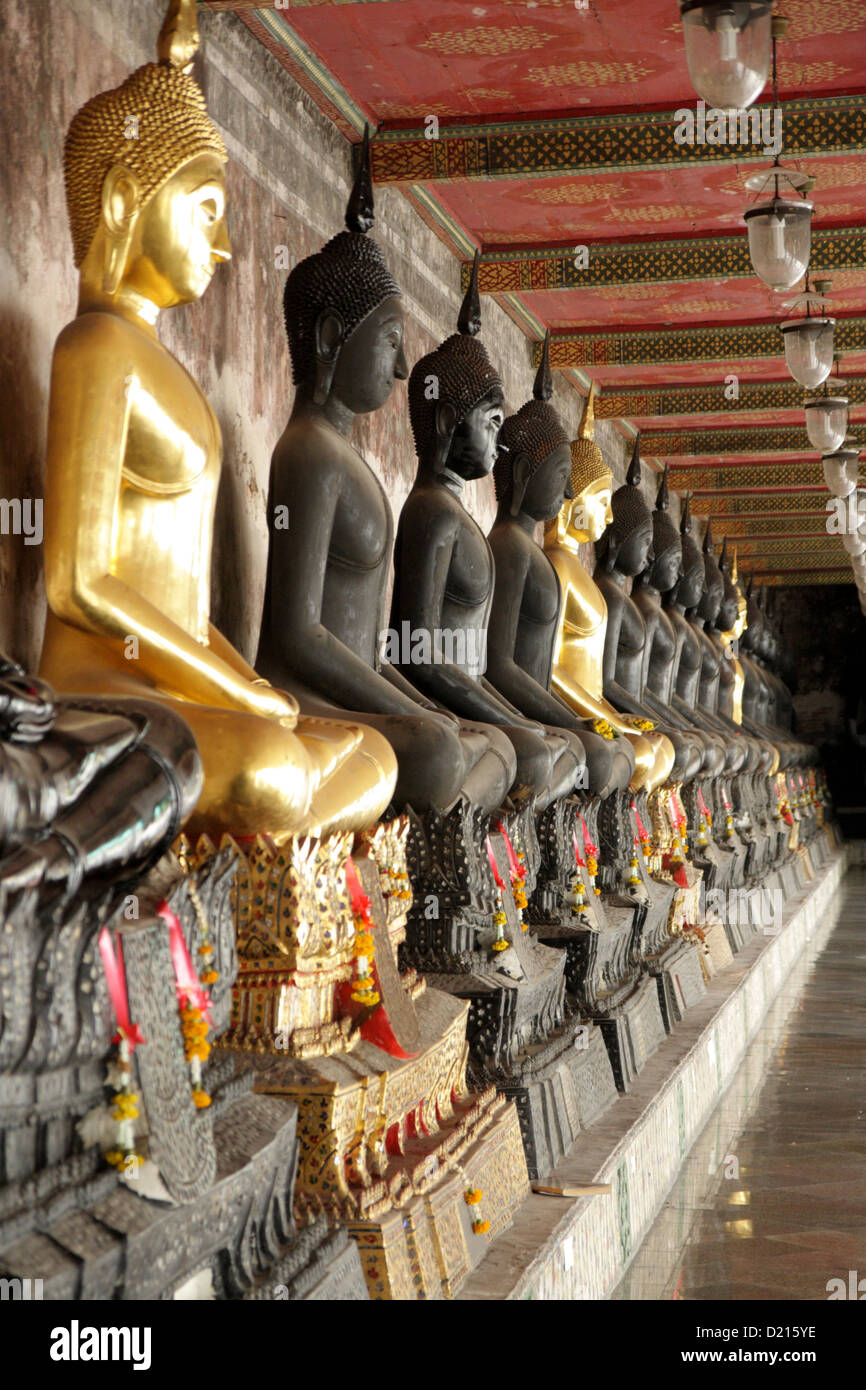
[
  {"x1": 537, "y1": 317, "x2": 866, "y2": 370},
  {"x1": 735, "y1": 536, "x2": 847, "y2": 556},
  {"x1": 754, "y1": 568, "x2": 852, "y2": 586},
  {"x1": 643, "y1": 426, "x2": 816, "y2": 457},
  {"x1": 370, "y1": 95, "x2": 866, "y2": 184},
  {"x1": 465, "y1": 227, "x2": 865, "y2": 295},
  {"x1": 709, "y1": 515, "x2": 833, "y2": 537},
  {"x1": 670, "y1": 462, "x2": 832, "y2": 490},
  {"x1": 688, "y1": 491, "x2": 828, "y2": 516},
  {"x1": 595, "y1": 377, "x2": 866, "y2": 420}
]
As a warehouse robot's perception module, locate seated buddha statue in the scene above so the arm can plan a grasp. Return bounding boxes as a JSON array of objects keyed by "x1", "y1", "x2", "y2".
[
  {"x1": 39, "y1": 0, "x2": 395, "y2": 844},
  {"x1": 593, "y1": 440, "x2": 699, "y2": 783},
  {"x1": 678, "y1": 523, "x2": 749, "y2": 777},
  {"x1": 255, "y1": 163, "x2": 512, "y2": 817},
  {"x1": 542, "y1": 390, "x2": 670, "y2": 792},
  {"x1": 390, "y1": 296, "x2": 580, "y2": 812},
  {"x1": 485, "y1": 351, "x2": 632, "y2": 798},
  {"x1": 631, "y1": 466, "x2": 722, "y2": 778}
]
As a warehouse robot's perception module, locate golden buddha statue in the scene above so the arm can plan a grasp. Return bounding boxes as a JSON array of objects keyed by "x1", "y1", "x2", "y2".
[
  {"x1": 543, "y1": 386, "x2": 674, "y2": 791},
  {"x1": 39, "y1": 0, "x2": 396, "y2": 844}
]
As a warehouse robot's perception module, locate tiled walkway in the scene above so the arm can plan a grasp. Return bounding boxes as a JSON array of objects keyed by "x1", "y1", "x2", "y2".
[{"x1": 613, "y1": 868, "x2": 866, "y2": 1301}]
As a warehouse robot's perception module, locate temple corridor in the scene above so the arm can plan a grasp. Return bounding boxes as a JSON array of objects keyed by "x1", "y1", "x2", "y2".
[{"x1": 613, "y1": 868, "x2": 866, "y2": 1301}]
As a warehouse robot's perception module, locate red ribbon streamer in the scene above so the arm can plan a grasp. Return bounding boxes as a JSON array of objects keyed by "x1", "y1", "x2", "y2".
[
  {"x1": 630, "y1": 798, "x2": 650, "y2": 841},
  {"x1": 580, "y1": 815, "x2": 598, "y2": 859},
  {"x1": 344, "y1": 856, "x2": 373, "y2": 925},
  {"x1": 571, "y1": 829, "x2": 586, "y2": 870},
  {"x1": 98, "y1": 927, "x2": 145, "y2": 1051},
  {"x1": 697, "y1": 787, "x2": 710, "y2": 818},
  {"x1": 159, "y1": 901, "x2": 213, "y2": 1026},
  {"x1": 496, "y1": 820, "x2": 526, "y2": 880},
  {"x1": 485, "y1": 835, "x2": 507, "y2": 892}
]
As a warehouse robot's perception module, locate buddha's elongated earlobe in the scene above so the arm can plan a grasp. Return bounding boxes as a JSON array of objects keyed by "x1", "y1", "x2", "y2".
[
  {"x1": 509, "y1": 453, "x2": 531, "y2": 517},
  {"x1": 100, "y1": 165, "x2": 141, "y2": 296},
  {"x1": 313, "y1": 309, "x2": 344, "y2": 405}
]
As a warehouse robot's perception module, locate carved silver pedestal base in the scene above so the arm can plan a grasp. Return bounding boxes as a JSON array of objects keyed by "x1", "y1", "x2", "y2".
[
  {"x1": 594, "y1": 975, "x2": 667, "y2": 1093},
  {"x1": 495, "y1": 1015, "x2": 617, "y2": 1180},
  {"x1": 644, "y1": 937, "x2": 707, "y2": 1032}
]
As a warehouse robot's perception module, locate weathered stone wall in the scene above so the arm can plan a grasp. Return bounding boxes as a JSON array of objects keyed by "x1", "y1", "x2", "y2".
[{"x1": 0, "y1": 0, "x2": 641, "y2": 673}]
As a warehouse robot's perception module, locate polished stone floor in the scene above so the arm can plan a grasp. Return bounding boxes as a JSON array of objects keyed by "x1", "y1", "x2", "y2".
[{"x1": 613, "y1": 866, "x2": 866, "y2": 1301}]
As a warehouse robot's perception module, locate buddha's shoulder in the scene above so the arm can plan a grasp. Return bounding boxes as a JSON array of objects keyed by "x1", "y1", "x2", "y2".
[
  {"x1": 402, "y1": 482, "x2": 462, "y2": 526},
  {"x1": 272, "y1": 415, "x2": 358, "y2": 478},
  {"x1": 53, "y1": 311, "x2": 153, "y2": 360}
]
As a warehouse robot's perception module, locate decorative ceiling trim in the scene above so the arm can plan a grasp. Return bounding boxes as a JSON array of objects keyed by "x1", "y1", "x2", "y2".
[
  {"x1": 370, "y1": 95, "x2": 866, "y2": 185},
  {"x1": 643, "y1": 426, "x2": 816, "y2": 456},
  {"x1": 537, "y1": 317, "x2": 866, "y2": 369},
  {"x1": 465, "y1": 227, "x2": 866, "y2": 295},
  {"x1": 595, "y1": 377, "x2": 866, "y2": 419}
]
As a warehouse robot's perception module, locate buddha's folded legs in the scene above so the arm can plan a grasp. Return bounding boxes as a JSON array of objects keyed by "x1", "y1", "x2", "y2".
[
  {"x1": 499, "y1": 724, "x2": 555, "y2": 808},
  {"x1": 579, "y1": 725, "x2": 634, "y2": 797},
  {"x1": 37, "y1": 665, "x2": 394, "y2": 843}
]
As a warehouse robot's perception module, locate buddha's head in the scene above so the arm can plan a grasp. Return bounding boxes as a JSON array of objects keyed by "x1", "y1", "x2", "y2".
[
  {"x1": 64, "y1": 0, "x2": 230, "y2": 307},
  {"x1": 697, "y1": 518, "x2": 725, "y2": 625},
  {"x1": 545, "y1": 382, "x2": 613, "y2": 549},
  {"x1": 716, "y1": 538, "x2": 742, "y2": 633},
  {"x1": 494, "y1": 334, "x2": 572, "y2": 521},
  {"x1": 408, "y1": 251, "x2": 504, "y2": 479},
  {"x1": 596, "y1": 435, "x2": 654, "y2": 577},
  {"x1": 670, "y1": 494, "x2": 705, "y2": 610},
  {"x1": 641, "y1": 464, "x2": 683, "y2": 595},
  {"x1": 284, "y1": 129, "x2": 406, "y2": 415},
  {"x1": 742, "y1": 572, "x2": 763, "y2": 653}
]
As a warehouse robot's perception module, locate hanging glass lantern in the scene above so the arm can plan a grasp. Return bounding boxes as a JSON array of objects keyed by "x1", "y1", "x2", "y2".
[
  {"x1": 781, "y1": 315, "x2": 835, "y2": 390},
  {"x1": 804, "y1": 390, "x2": 848, "y2": 453},
  {"x1": 745, "y1": 194, "x2": 813, "y2": 293},
  {"x1": 822, "y1": 438, "x2": 860, "y2": 498},
  {"x1": 679, "y1": 2, "x2": 773, "y2": 109}
]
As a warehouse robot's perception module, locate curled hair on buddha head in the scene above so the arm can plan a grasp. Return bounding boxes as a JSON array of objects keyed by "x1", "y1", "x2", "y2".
[
  {"x1": 610, "y1": 434, "x2": 652, "y2": 543},
  {"x1": 283, "y1": 126, "x2": 402, "y2": 386},
  {"x1": 493, "y1": 332, "x2": 569, "y2": 506},
  {"x1": 408, "y1": 248, "x2": 503, "y2": 460},
  {"x1": 570, "y1": 381, "x2": 612, "y2": 498},
  {"x1": 63, "y1": 0, "x2": 227, "y2": 267},
  {"x1": 650, "y1": 463, "x2": 680, "y2": 563}
]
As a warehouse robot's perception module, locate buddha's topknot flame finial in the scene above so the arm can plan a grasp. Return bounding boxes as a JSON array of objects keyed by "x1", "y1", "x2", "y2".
[
  {"x1": 680, "y1": 492, "x2": 692, "y2": 536},
  {"x1": 533, "y1": 330, "x2": 553, "y2": 403},
  {"x1": 157, "y1": 0, "x2": 200, "y2": 72},
  {"x1": 346, "y1": 124, "x2": 375, "y2": 235},
  {"x1": 626, "y1": 433, "x2": 641, "y2": 487},
  {"x1": 703, "y1": 517, "x2": 714, "y2": 555},
  {"x1": 655, "y1": 462, "x2": 669, "y2": 512},
  {"x1": 577, "y1": 381, "x2": 596, "y2": 440},
  {"x1": 458, "y1": 248, "x2": 482, "y2": 337}
]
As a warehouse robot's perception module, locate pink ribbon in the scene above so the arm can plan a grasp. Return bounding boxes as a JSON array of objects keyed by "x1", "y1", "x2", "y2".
[
  {"x1": 571, "y1": 829, "x2": 586, "y2": 870},
  {"x1": 159, "y1": 901, "x2": 213, "y2": 1026},
  {"x1": 98, "y1": 927, "x2": 145, "y2": 1051}
]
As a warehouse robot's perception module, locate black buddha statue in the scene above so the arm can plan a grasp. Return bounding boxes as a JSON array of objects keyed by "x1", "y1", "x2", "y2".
[
  {"x1": 593, "y1": 440, "x2": 701, "y2": 785},
  {"x1": 632, "y1": 466, "x2": 721, "y2": 781},
  {"x1": 390, "y1": 276, "x2": 581, "y2": 812},
  {"x1": 486, "y1": 344, "x2": 632, "y2": 799},
  {"x1": 256, "y1": 137, "x2": 513, "y2": 817}
]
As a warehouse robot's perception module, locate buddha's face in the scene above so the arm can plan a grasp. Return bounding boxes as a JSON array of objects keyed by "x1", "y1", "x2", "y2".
[
  {"x1": 330, "y1": 296, "x2": 407, "y2": 414},
  {"x1": 717, "y1": 588, "x2": 739, "y2": 632},
  {"x1": 650, "y1": 541, "x2": 683, "y2": 595},
  {"x1": 568, "y1": 479, "x2": 613, "y2": 544},
  {"x1": 615, "y1": 518, "x2": 654, "y2": 577},
  {"x1": 522, "y1": 442, "x2": 573, "y2": 521},
  {"x1": 677, "y1": 559, "x2": 705, "y2": 610},
  {"x1": 448, "y1": 387, "x2": 505, "y2": 480},
  {"x1": 698, "y1": 572, "x2": 724, "y2": 624},
  {"x1": 126, "y1": 154, "x2": 231, "y2": 306}
]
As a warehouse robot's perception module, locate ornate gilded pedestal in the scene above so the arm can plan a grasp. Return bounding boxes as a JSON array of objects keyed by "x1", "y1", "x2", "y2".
[{"x1": 193, "y1": 818, "x2": 530, "y2": 1297}]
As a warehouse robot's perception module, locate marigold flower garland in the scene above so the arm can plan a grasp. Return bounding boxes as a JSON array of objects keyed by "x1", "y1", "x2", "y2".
[
  {"x1": 498, "y1": 821, "x2": 528, "y2": 929},
  {"x1": 97, "y1": 926, "x2": 146, "y2": 1175},
  {"x1": 485, "y1": 834, "x2": 511, "y2": 953},
  {"x1": 345, "y1": 857, "x2": 381, "y2": 1008}
]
